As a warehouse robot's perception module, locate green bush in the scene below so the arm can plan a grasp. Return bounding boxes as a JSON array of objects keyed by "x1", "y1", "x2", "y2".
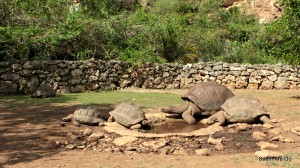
[
  {"x1": 261, "y1": 0, "x2": 300, "y2": 65},
  {"x1": 0, "y1": 0, "x2": 299, "y2": 65}
]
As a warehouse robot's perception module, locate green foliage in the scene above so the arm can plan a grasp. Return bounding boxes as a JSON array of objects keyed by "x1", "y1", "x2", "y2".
[
  {"x1": 261, "y1": 0, "x2": 300, "y2": 65},
  {"x1": 0, "y1": 0, "x2": 299, "y2": 64}
]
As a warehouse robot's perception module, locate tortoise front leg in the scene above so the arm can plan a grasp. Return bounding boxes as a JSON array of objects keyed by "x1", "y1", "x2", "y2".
[
  {"x1": 216, "y1": 111, "x2": 226, "y2": 126},
  {"x1": 206, "y1": 113, "x2": 218, "y2": 125},
  {"x1": 182, "y1": 105, "x2": 196, "y2": 124},
  {"x1": 108, "y1": 116, "x2": 114, "y2": 122},
  {"x1": 130, "y1": 123, "x2": 142, "y2": 129},
  {"x1": 206, "y1": 111, "x2": 226, "y2": 126},
  {"x1": 72, "y1": 120, "x2": 81, "y2": 126},
  {"x1": 260, "y1": 115, "x2": 271, "y2": 124}
]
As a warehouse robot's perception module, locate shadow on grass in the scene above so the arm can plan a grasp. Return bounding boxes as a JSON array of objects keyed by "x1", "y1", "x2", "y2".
[
  {"x1": 0, "y1": 94, "x2": 77, "y2": 108},
  {"x1": 0, "y1": 100, "x2": 114, "y2": 167},
  {"x1": 0, "y1": 91, "x2": 182, "y2": 108},
  {"x1": 0, "y1": 91, "x2": 182, "y2": 166}
]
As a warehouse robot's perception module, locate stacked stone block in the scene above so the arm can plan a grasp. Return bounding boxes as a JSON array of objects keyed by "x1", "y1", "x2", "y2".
[{"x1": 0, "y1": 60, "x2": 299, "y2": 94}]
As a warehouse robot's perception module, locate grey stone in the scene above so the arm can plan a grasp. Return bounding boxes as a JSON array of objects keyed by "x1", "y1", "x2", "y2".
[
  {"x1": 258, "y1": 70, "x2": 271, "y2": 76},
  {"x1": 19, "y1": 77, "x2": 40, "y2": 94},
  {"x1": 71, "y1": 69, "x2": 83, "y2": 76},
  {"x1": 68, "y1": 78, "x2": 81, "y2": 85},
  {"x1": 274, "y1": 77, "x2": 289, "y2": 89},
  {"x1": 80, "y1": 128, "x2": 92, "y2": 136},
  {"x1": 254, "y1": 150, "x2": 283, "y2": 158},
  {"x1": 212, "y1": 65, "x2": 223, "y2": 71},
  {"x1": 20, "y1": 70, "x2": 32, "y2": 76},
  {"x1": 23, "y1": 61, "x2": 42, "y2": 70},
  {"x1": 0, "y1": 81, "x2": 18, "y2": 94},
  {"x1": 57, "y1": 69, "x2": 69, "y2": 76},
  {"x1": 230, "y1": 66, "x2": 246, "y2": 71},
  {"x1": 252, "y1": 131, "x2": 266, "y2": 141},
  {"x1": 86, "y1": 82, "x2": 99, "y2": 90},
  {"x1": 208, "y1": 136, "x2": 222, "y2": 145},
  {"x1": 215, "y1": 142, "x2": 224, "y2": 151},
  {"x1": 256, "y1": 141, "x2": 278, "y2": 149},
  {"x1": 142, "y1": 140, "x2": 168, "y2": 149},
  {"x1": 0, "y1": 61, "x2": 9, "y2": 67},
  {"x1": 195, "y1": 148, "x2": 211, "y2": 156},
  {"x1": 1, "y1": 73, "x2": 20, "y2": 81},
  {"x1": 113, "y1": 136, "x2": 138, "y2": 146},
  {"x1": 260, "y1": 80, "x2": 274, "y2": 89},
  {"x1": 46, "y1": 65, "x2": 58, "y2": 71},
  {"x1": 87, "y1": 133, "x2": 105, "y2": 141},
  {"x1": 241, "y1": 71, "x2": 250, "y2": 76},
  {"x1": 268, "y1": 74, "x2": 277, "y2": 81},
  {"x1": 72, "y1": 85, "x2": 86, "y2": 93},
  {"x1": 11, "y1": 63, "x2": 22, "y2": 70}
]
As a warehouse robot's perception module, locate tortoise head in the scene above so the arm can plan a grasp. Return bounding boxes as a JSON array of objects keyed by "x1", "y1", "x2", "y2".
[
  {"x1": 141, "y1": 120, "x2": 148, "y2": 126},
  {"x1": 161, "y1": 106, "x2": 173, "y2": 113},
  {"x1": 161, "y1": 103, "x2": 189, "y2": 114}
]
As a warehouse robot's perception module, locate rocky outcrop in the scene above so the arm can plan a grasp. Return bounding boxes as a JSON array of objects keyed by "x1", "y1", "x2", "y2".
[{"x1": 0, "y1": 60, "x2": 299, "y2": 94}]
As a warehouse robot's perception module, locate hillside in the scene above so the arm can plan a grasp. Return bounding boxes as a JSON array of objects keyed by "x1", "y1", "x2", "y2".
[{"x1": 227, "y1": 0, "x2": 283, "y2": 23}]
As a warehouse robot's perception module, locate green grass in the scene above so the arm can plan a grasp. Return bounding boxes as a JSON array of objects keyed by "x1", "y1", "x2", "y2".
[{"x1": 0, "y1": 91, "x2": 182, "y2": 108}]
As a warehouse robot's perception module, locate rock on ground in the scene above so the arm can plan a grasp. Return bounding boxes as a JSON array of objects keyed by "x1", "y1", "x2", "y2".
[
  {"x1": 142, "y1": 139, "x2": 168, "y2": 150},
  {"x1": 252, "y1": 131, "x2": 267, "y2": 141},
  {"x1": 208, "y1": 136, "x2": 223, "y2": 145},
  {"x1": 291, "y1": 127, "x2": 300, "y2": 136},
  {"x1": 215, "y1": 142, "x2": 225, "y2": 151},
  {"x1": 195, "y1": 148, "x2": 211, "y2": 156},
  {"x1": 87, "y1": 132, "x2": 105, "y2": 142},
  {"x1": 254, "y1": 150, "x2": 283, "y2": 158},
  {"x1": 113, "y1": 136, "x2": 138, "y2": 146},
  {"x1": 256, "y1": 141, "x2": 278, "y2": 149}
]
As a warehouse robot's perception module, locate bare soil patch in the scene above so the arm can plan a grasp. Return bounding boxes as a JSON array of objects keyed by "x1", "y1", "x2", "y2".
[{"x1": 1, "y1": 89, "x2": 300, "y2": 168}]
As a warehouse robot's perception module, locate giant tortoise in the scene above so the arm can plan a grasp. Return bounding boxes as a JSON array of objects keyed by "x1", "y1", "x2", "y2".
[
  {"x1": 205, "y1": 96, "x2": 271, "y2": 126},
  {"x1": 62, "y1": 107, "x2": 105, "y2": 125},
  {"x1": 108, "y1": 102, "x2": 148, "y2": 129},
  {"x1": 161, "y1": 81, "x2": 234, "y2": 124},
  {"x1": 31, "y1": 84, "x2": 56, "y2": 98}
]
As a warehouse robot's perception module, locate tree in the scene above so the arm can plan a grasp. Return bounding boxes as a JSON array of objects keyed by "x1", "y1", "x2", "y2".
[{"x1": 263, "y1": 0, "x2": 300, "y2": 65}]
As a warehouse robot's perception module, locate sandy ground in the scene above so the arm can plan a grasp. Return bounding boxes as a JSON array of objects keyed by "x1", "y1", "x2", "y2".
[{"x1": 1, "y1": 88, "x2": 300, "y2": 168}]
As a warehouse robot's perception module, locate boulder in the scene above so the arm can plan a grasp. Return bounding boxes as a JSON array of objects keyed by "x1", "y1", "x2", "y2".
[
  {"x1": 195, "y1": 148, "x2": 211, "y2": 156},
  {"x1": 254, "y1": 150, "x2": 282, "y2": 158},
  {"x1": 256, "y1": 141, "x2": 278, "y2": 149},
  {"x1": 252, "y1": 131, "x2": 267, "y2": 141},
  {"x1": 113, "y1": 136, "x2": 138, "y2": 146}
]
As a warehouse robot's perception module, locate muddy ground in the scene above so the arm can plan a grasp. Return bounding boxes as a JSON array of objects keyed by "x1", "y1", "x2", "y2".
[{"x1": 0, "y1": 89, "x2": 300, "y2": 168}]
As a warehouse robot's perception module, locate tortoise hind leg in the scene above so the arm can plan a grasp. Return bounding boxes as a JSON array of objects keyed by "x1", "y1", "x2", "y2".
[
  {"x1": 260, "y1": 115, "x2": 271, "y2": 124},
  {"x1": 130, "y1": 123, "x2": 142, "y2": 129}
]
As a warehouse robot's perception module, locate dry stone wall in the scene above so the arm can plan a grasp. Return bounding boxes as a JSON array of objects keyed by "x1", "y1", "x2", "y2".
[{"x1": 0, "y1": 60, "x2": 299, "y2": 94}]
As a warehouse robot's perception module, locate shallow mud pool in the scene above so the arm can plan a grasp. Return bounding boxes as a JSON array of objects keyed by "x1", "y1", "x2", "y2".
[{"x1": 144, "y1": 120, "x2": 207, "y2": 134}]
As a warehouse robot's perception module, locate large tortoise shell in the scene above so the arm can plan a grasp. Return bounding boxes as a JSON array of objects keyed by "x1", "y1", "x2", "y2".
[
  {"x1": 109, "y1": 102, "x2": 146, "y2": 127},
  {"x1": 74, "y1": 107, "x2": 104, "y2": 124},
  {"x1": 31, "y1": 84, "x2": 56, "y2": 98},
  {"x1": 182, "y1": 81, "x2": 234, "y2": 111},
  {"x1": 222, "y1": 96, "x2": 269, "y2": 123}
]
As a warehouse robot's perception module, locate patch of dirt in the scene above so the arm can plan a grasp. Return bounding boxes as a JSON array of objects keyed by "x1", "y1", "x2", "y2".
[
  {"x1": 228, "y1": 0, "x2": 284, "y2": 23},
  {"x1": 1, "y1": 89, "x2": 300, "y2": 168}
]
